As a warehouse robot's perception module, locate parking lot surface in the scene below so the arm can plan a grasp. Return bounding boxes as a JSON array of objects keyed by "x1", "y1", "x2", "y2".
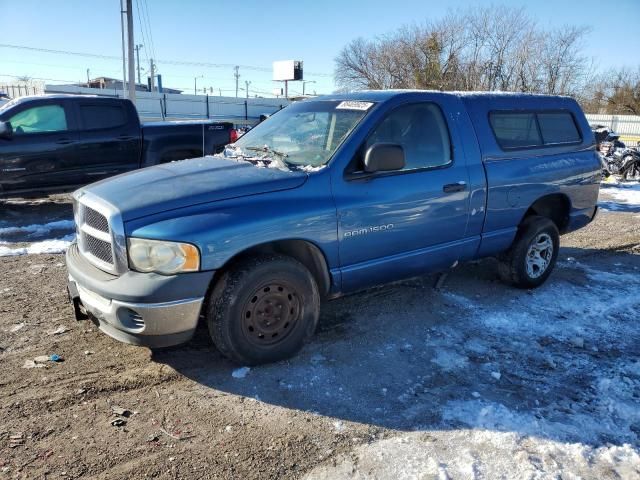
[{"x1": 0, "y1": 183, "x2": 639, "y2": 479}]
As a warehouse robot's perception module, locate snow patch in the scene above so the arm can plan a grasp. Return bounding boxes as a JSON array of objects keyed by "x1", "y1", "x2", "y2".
[
  {"x1": 431, "y1": 348, "x2": 468, "y2": 371},
  {"x1": 0, "y1": 234, "x2": 75, "y2": 257},
  {"x1": 0, "y1": 220, "x2": 74, "y2": 237},
  {"x1": 599, "y1": 182, "x2": 640, "y2": 210},
  {"x1": 231, "y1": 367, "x2": 251, "y2": 379},
  {"x1": 298, "y1": 164, "x2": 326, "y2": 173},
  {"x1": 607, "y1": 185, "x2": 640, "y2": 206},
  {"x1": 304, "y1": 429, "x2": 640, "y2": 480}
]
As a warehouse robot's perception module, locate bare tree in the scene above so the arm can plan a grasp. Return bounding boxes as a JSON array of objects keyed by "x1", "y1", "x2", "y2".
[
  {"x1": 541, "y1": 26, "x2": 591, "y2": 95},
  {"x1": 334, "y1": 5, "x2": 591, "y2": 97},
  {"x1": 607, "y1": 69, "x2": 640, "y2": 114}
]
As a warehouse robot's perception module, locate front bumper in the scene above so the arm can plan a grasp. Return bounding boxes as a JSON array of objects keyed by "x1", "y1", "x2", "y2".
[{"x1": 66, "y1": 243, "x2": 215, "y2": 348}]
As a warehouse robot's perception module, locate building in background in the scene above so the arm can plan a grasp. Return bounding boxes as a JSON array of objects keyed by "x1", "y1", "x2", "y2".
[{"x1": 80, "y1": 77, "x2": 182, "y2": 94}]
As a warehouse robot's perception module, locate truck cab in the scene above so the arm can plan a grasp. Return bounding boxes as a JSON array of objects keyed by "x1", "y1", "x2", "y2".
[
  {"x1": 0, "y1": 95, "x2": 236, "y2": 196},
  {"x1": 0, "y1": 95, "x2": 141, "y2": 194},
  {"x1": 66, "y1": 91, "x2": 601, "y2": 365}
]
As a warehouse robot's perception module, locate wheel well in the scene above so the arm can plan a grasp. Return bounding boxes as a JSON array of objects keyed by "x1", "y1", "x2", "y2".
[
  {"x1": 220, "y1": 240, "x2": 332, "y2": 296},
  {"x1": 522, "y1": 194, "x2": 571, "y2": 232}
]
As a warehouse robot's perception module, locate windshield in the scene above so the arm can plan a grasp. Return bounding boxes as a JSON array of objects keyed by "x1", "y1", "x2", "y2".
[{"x1": 231, "y1": 100, "x2": 373, "y2": 168}]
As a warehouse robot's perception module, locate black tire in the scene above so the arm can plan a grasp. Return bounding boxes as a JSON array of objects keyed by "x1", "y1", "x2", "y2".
[
  {"x1": 206, "y1": 254, "x2": 320, "y2": 365},
  {"x1": 622, "y1": 159, "x2": 639, "y2": 181},
  {"x1": 497, "y1": 216, "x2": 560, "y2": 289}
]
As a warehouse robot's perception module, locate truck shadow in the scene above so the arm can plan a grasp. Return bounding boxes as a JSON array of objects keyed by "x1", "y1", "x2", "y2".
[{"x1": 154, "y1": 247, "x2": 640, "y2": 448}]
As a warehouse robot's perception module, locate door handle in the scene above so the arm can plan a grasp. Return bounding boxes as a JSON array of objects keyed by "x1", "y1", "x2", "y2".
[
  {"x1": 117, "y1": 135, "x2": 135, "y2": 141},
  {"x1": 443, "y1": 181, "x2": 467, "y2": 193},
  {"x1": 55, "y1": 138, "x2": 75, "y2": 145}
]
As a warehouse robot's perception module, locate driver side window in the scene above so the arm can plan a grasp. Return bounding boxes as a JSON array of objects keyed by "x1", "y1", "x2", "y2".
[
  {"x1": 8, "y1": 105, "x2": 68, "y2": 135},
  {"x1": 364, "y1": 103, "x2": 452, "y2": 171}
]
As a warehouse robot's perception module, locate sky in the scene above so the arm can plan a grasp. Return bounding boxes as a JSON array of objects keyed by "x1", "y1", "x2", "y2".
[{"x1": 1, "y1": 0, "x2": 639, "y2": 97}]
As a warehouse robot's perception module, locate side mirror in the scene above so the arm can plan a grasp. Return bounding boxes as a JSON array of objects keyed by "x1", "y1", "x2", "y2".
[
  {"x1": 0, "y1": 121, "x2": 13, "y2": 139},
  {"x1": 364, "y1": 143, "x2": 405, "y2": 173}
]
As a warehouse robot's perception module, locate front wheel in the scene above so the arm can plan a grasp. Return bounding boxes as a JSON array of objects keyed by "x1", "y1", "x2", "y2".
[
  {"x1": 498, "y1": 216, "x2": 560, "y2": 289},
  {"x1": 206, "y1": 254, "x2": 320, "y2": 365}
]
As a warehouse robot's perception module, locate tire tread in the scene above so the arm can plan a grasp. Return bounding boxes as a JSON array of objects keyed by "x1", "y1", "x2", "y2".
[
  {"x1": 498, "y1": 215, "x2": 559, "y2": 289},
  {"x1": 206, "y1": 254, "x2": 319, "y2": 365}
]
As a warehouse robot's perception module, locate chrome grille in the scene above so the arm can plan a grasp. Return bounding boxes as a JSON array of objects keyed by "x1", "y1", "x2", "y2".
[
  {"x1": 84, "y1": 233, "x2": 113, "y2": 264},
  {"x1": 84, "y1": 207, "x2": 109, "y2": 233},
  {"x1": 74, "y1": 192, "x2": 124, "y2": 274}
]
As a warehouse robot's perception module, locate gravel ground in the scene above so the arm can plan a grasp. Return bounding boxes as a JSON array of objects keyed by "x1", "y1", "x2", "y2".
[{"x1": 0, "y1": 185, "x2": 639, "y2": 479}]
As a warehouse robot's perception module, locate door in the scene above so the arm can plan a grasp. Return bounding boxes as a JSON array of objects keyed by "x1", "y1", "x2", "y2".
[
  {"x1": 333, "y1": 101, "x2": 472, "y2": 292},
  {"x1": 0, "y1": 100, "x2": 78, "y2": 193},
  {"x1": 70, "y1": 101, "x2": 141, "y2": 185}
]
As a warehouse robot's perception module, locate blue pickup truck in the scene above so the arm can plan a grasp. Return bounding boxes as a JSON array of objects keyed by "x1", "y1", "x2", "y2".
[{"x1": 66, "y1": 91, "x2": 600, "y2": 365}]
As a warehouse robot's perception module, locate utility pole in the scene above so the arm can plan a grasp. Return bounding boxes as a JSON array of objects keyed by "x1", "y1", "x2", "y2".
[
  {"x1": 149, "y1": 59, "x2": 156, "y2": 92},
  {"x1": 194, "y1": 75, "x2": 203, "y2": 95},
  {"x1": 135, "y1": 44, "x2": 143, "y2": 85},
  {"x1": 86, "y1": 68, "x2": 90, "y2": 84},
  {"x1": 244, "y1": 80, "x2": 251, "y2": 99},
  {"x1": 234, "y1": 66, "x2": 240, "y2": 98},
  {"x1": 120, "y1": 0, "x2": 127, "y2": 98},
  {"x1": 125, "y1": 0, "x2": 136, "y2": 102}
]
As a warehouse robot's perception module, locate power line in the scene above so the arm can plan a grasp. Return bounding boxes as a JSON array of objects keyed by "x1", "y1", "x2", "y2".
[
  {"x1": 0, "y1": 74, "x2": 83, "y2": 83},
  {"x1": 0, "y1": 43, "x2": 333, "y2": 77},
  {"x1": 134, "y1": 0, "x2": 150, "y2": 68},
  {"x1": 2, "y1": 59, "x2": 122, "y2": 74},
  {"x1": 3, "y1": 61, "x2": 275, "y2": 86},
  {"x1": 141, "y1": 0, "x2": 157, "y2": 61}
]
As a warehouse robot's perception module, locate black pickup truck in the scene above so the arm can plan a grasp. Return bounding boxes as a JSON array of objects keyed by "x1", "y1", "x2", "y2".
[{"x1": 0, "y1": 95, "x2": 237, "y2": 196}]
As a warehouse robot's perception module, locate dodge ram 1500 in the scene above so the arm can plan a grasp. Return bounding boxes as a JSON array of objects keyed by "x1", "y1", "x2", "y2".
[{"x1": 66, "y1": 90, "x2": 601, "y2": 365}]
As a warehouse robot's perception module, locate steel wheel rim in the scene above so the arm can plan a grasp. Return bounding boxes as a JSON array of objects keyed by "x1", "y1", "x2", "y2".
[
  {"x1": 526, "y1": 233, "x2": 553, "y2": 279},
  {"x1": 241, "y1": 282, "x2": 301, "y2": 347}
]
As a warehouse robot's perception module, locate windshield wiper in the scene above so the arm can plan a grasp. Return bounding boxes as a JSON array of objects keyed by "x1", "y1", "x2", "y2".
[
  {"x1": 245, "y1": 145, "x2": 290, "y2": 161},
  {"x1": 243, "y1": 145, "x2": 294, "y2": 170}
]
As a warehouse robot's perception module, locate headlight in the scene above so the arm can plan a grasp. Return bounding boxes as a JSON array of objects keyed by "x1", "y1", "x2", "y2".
[{"x1": 127, "y1": 238, "x2": 200, "y2": 274}]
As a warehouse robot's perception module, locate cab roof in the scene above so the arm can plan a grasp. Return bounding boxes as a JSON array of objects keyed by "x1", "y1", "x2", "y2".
[{"x1": 315, "y1": 89, "x2": 574, "y2": 104}]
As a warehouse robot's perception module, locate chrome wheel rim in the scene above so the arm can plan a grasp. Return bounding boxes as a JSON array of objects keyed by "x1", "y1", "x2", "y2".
[{"x1": 526, "y1": 233, "x2": 553, "y2": 279}]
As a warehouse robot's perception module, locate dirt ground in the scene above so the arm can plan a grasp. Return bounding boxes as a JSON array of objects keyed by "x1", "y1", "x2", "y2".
[{"x1": 0, "y1": 187, "x2": 639, "y2": 479}]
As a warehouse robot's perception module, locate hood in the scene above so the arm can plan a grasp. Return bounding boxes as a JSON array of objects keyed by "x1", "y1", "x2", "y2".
[{"x1": 82, "y1": 156, "x2": 307, "y2": 221}]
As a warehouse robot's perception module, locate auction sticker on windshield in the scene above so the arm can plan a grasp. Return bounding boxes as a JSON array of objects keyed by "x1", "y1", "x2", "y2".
[{"x1": 336, "y1": 101, "x2": 374, "y2": 111}]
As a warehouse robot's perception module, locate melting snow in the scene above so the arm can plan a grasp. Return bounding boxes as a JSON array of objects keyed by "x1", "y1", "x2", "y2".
[
  {"x1": 305, "y1": 430, "x2": 640, "y2": 479},
  {"x1": 231, "y1": 367, "x2": 251, "y2": 379},
  {"x1": 607, "y1": 185, "x2": 640, "y2": 205},
  {"x1": 0, "y1": 216, "x2": 75, "y2": 257},
  {"x1": 599, "y1": 181, "x2": 640, "y2": 211},
  {"x1": 298, "y1": 164, "x2": 327, "y2": 173},
  {"x1": 0, "y1": 234, "x2": 75, "y2": 257},
  {"x1": 0, "y1": 219, "x2": 74, "y2": 237}
]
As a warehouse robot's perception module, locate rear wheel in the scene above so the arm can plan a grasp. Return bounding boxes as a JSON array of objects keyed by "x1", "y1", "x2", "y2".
[
  {"x1": 206, "y1": 254, "x2": 320, "y2": 365},
  {"x1": 498, "y1": 216, "x2": 560, "y2": 289}
]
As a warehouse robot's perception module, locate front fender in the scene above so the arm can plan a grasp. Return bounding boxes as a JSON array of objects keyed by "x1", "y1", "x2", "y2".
[{"x1": 124, "y1": 172, "x2": 340, "y2": 272}]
